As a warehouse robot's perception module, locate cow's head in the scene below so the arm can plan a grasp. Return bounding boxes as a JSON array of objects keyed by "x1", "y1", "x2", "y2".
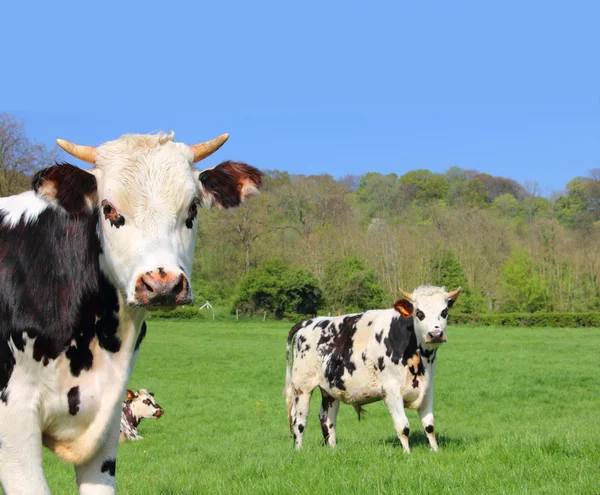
[
  {"x1": 125, "y1": 389, "x2": 164, "y2": 419},
  {"x1": 54, "y1": 132, "x2": 261, "y2": 308},
  {"x1": 394, "y1": 286, "x2": 460, "y2": 348}
]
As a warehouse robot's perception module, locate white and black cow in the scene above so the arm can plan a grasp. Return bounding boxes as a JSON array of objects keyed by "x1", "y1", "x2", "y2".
[
  {"x1": 0, "y1": 132, "x2": 261, "y2": 494},
  {"x1": 285, "y1": 285, "x2": 460, "y2": 453},
  {"x1": 119, "y1": 389, "x2": 163, "y2": 443}
]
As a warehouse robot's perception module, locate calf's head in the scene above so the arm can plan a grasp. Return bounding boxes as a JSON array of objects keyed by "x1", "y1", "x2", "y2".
[
  {"x1": 394, "y1": 285, "x2": 460, "y2": 348},
  {"x1": 125, "y1": 389, "x2": 164, "y2": 419},
  {"x1": 55, "y1": 132, "x2": 261, "y2": 308}
]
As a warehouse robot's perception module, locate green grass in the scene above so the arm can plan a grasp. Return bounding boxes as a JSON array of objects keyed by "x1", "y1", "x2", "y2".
[{"x1": 42, "y1": 321, "x2": 600, "y2": 494}]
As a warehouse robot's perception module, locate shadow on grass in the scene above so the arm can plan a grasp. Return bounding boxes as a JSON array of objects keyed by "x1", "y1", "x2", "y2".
[{"x1": 384, "y1": 431, "x2": 473, "y2": 449}]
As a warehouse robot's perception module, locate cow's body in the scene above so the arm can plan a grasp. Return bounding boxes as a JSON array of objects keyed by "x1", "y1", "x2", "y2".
[
  {"x1": 119, "y1": 389, "x2": 164, "y2": 443},
  {"x1": 285, "y1": 286, "x2": 459, "y2": 453},
  {"x1": 0, "y1": 132, "x2": 261, "y2": 494}
]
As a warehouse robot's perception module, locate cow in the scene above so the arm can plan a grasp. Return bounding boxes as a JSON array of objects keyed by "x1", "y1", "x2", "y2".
[
  {"x1": 119, "y1": 389, "x2": 164, "y2": 443},
  {"x1": 0, "y1": 131, "x2": 261, "y2": 494},
  {"x1": 285, "y1": 285, "x2": 460, "y2": 453}
]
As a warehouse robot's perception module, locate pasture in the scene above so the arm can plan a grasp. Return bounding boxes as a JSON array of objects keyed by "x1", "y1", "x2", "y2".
[{"x1": 42, "y1": 320, "x2": 600, "y2": 494}]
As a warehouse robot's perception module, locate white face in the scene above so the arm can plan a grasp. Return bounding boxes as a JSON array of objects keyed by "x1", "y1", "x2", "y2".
[
  {"x1": 130, "y1": 390, "x2": 164, "y2": 419},
  {"x1": 411, "y1": 291, "x2": 451, "y2": 348},
  {"x1": 95, "y1": 139, "x2": 199, "y2": 307}
]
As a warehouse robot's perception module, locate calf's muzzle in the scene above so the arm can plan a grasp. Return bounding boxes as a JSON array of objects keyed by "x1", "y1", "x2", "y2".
[
  {"x1": 426, "y1": 330, "x2": 446, "y2": 344},
  {"x1": 134, "y1": 269, "x2": 191, "y2": 307}
]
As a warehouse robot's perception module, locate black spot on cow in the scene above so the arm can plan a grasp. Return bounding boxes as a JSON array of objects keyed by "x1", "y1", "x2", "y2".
[
  {"x1": 100, "y1": 458, "x2": 116, "y2": 477},
  {"x1": 135, "y1": 322, "x2": 147, "y2": 352},
  {"x1": 320, "y1": 415, "x2": 329, "y2": 441},
  {"x1": 402, "y1": 426, "x2": 410, "y2": 437},
  {"x1": 296, "y1": 335, "x2": 307, "y2": 352},
  {"x1": 375, "y1": 330, "x2": 383, "y2": 344},
  {"x1": 419, "y1": 346, "x2": 437, "y2": 363},
  {"x1": 304, "y1": 319, "x2": 313, "y2": 327},
  {"x1": 322, "y1": 314, "x2": 363, "y2": 390},
  {"x1": 384, "y1": 316, "x2": 416, "y2": 365},
  {"x1": 361, "y1": 351, "x2": 367, "y2": 363},
  {"x1": 377, "y1": 356, "x2": 385, "y2": 371},
  {"x1": 294, "y1": 396, "x2": 299, "y2": 404},
  {"x1": 425, "y1": 425, "x2": 434, "y2": 434},
  {"x1": 368, "y1": 320, "x2": 373, "y2": 326},
  {"x1": 316, "y1": 319, "x2": 330, "y2": 329},
  {"x1": 67, "y1": 386, "x2": 80, "y2": 415},
  {"x1": 0, "y1": 388, "x2": 9, "y2": 404},
  {"x1": 412, "y1": 375, "x2": 419, "y2": 388},
  {"x1": 298, "y1": 424, "x2": 305, "y2": 433}
]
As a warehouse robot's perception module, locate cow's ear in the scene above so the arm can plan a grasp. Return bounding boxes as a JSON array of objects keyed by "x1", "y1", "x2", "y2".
[
  {"x1": 126, "y1": 389, "x2": 135, "y2": 400},
  {"x1": 447, "y1": 287, "x2": 461, "y2": 307},
  {"x1": 32, "y1": 164, "x2": 98, "y2": 214},
  {"x1": 394, "y1": 299, "x2": 414, "y2": 318},
  {"x1": 149, "y1": 392, "x2": 155, "y2": 397},
  {"x1": 197, "y1": 161, "x2": 262, "y2": 209}
]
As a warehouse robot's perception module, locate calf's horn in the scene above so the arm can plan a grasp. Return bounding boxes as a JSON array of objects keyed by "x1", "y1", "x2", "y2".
[
  {"x1": 447, "y1": 287, "x2": 461, "y2": 299},
  {"x1": 399, "y1": 289, "x2": 413, "y2": 301},
  {"x1": 190, "y1": 133, "x2": 229, "y2": 163},
  {"x1": 56, "y1": 139, "x2": 97, "y2": 165}
]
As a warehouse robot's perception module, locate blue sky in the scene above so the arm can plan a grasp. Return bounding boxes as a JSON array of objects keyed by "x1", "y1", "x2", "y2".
[{"x1": 2, "y1": 1, "x2": 598, "y2": 195}]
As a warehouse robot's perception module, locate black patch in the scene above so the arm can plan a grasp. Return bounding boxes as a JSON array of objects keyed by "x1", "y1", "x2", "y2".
[
  {"x1": 402, "y1": 426, "x2": 410, "y2": 437},
  {"x1": 375, "y1": 330, "x2": 383, "y2": 343},
  {"x1": 298, "y1": 424, "x2": 305, "y2": 433},
  {"x1": 321, "y1": 314, "x2": 362, "y2": 390},
  {"x1": 101, "y1": 200, "x2": 125, "y2": 228},
  {"x1": 294, "y1": 396, "x2": 299, "y2": 404},
  {"x1": 0, "y1": 388, "x2": 9, "y2": 404},
  {"x1": 419, "y1": 346, "x2": 437, "y2": 363},
  {"x1": 67, "y1": 386, "x2": 80, "y2": 415},
  {"x1": 384, "y1": 316, "x2": 416, "y2": 365},
  {"x1": 316, "y1": 319, "x2": 330, "y2": 329},
  {"x1": 186, "y1": 198, "x2": 200, "y2": 229},
  {"x1": 135, "y1": 322, "x2": 147, "y2": 352},
  {"x1": 304, "y1": 319, "x2": 313, "y2": 326},
  {"x1": 100, "y1": 458, "x2": 116, "y2": 477},
  {"x1": 368, "y1": 320, "x2": 373, "y2": 326},
  {"x1": 412, "y1": 375, "x2": 419, "y2": 388},
  {"x1": 361, "y1": 351, "x2": 367, "y2": 363},
  {"x1": 377, "y1": 356, "x2": 385, "y2": 371},
  {"x1": 425, "y1": 425, "x2": 434, "y2": 434}
]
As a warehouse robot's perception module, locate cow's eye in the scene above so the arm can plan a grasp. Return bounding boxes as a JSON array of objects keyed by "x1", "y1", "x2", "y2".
[
  {"x1": 416, "y1": 310, "x2": 425, "y2": 321},
  {"x1": 441, "y1": 308, "x2": 448, "y2": 319},
  {"x1": 186, "y1": 198, "x2": 200, "y2": 229},
  {"x1": 101, "y1": 200, "x2": 125, "y2": 228}
]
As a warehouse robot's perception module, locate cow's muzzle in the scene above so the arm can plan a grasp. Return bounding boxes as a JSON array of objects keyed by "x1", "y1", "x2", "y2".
[
  {"x1": 154, "y1": 408, "x2": 164, "y2": 418},
  {"x1": 426, "y1": 330, "x2": 446, "y2": 344},
  {"x1": 134, "y1": 269, "x2": 191, "y2": 307}
]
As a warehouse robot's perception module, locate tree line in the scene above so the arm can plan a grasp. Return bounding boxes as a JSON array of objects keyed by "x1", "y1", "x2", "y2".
[{"x1": 1, "y1": 114, "x2": 599, "y2": 317}]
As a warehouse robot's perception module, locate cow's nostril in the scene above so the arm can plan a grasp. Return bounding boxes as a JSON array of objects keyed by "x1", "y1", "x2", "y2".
[
  {"x1": 143, "y1": 280, "x2": 154, "y2": 293},
  {"x1": 172, "y1": 275, "x2": 185, "y2": 295}
]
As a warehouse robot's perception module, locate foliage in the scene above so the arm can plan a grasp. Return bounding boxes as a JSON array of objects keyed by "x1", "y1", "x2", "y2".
[
  {"x1": 146, "y1": 306, "x2": 205, "y2": 320},
  {"x1": 451, "y1": 311, "x2": 600, "y2": 327},
  {"x1": 232, "y1": 258, "x2": 324, "y2": 319},
  {"x1": 322, "y1": 255, "x2": 388, "y2": 313}
]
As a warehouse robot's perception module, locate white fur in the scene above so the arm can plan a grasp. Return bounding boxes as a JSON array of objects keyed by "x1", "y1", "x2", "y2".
[{"x1": 0, "y1": 190, "x2": 50, "y2": 228}]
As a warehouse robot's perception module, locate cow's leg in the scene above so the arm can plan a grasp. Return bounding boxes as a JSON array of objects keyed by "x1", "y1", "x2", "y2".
[
  {"x1": 0, "y1": 407, "x2": 49, "y2": 495},
  {"x1": 75, "y1": 412, "x2": 120, "y2": 495},
  {"x1": 318, "y1": 389, "x2": 340, "y2": 447},
  {"x1": 418, "y1": 386, "x2": 438, "y2": 452},
  {"x1": 290, "y1": 388, "x2": 313, "y2": 450},
  {"x1": 383, "y1": 392, "x2": 411, "y2": 453}
]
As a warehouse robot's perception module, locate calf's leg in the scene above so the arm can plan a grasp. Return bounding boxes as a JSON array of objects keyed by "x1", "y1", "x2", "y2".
[
  {"x1": 417, "y1": 386, "x2": 438, "y2": 452},
  {"x1": 318, "y1": 388, "x2": 340, "y2": 447},
  {"x1": 383, "y1": 392, "x2": 411, "y2": 453}
]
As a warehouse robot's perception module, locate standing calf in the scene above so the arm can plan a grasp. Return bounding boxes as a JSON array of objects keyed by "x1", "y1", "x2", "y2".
[
  {"x1": 285, "y1": 285, "x2": 460, "y2": 453},
  {"x1": 119, "y1": 389, "x2": 164, "y2": 443}
]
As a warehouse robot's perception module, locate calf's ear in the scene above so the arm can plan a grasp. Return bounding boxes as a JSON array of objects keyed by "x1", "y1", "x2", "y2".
[
  {"x1": 394, "y1": 299, "x2": 414, "y2": 318},
  {"x1": 149, "y1": 392, "x2": 155, "y2": 397},
  {"x1": 197, "y1": 161, "x2": 262, "y2": 209},
  {"x1": 126, "y1": 389, "x2": 135, "y2": 400}
]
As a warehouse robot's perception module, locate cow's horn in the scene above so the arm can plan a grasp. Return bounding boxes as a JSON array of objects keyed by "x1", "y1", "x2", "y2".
[
  {"x1": 189, "y1": 133, "x2": 229, "y2": 163},
  {"x1": 447, "y1": 287, "x2": 461, "y2": 299},
  {"x1": 399, "y1": 289, "x2": 413, "y2": 301},
  {"x1": 56, "y1": 139, "x2": 96, "y2": 165}
]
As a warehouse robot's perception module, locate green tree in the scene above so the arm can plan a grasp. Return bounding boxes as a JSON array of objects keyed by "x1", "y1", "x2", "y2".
[
  {"x1": 428, "y1": 250, "x2": 479, "y2": 313},
  {"x1": 232, "y1": 258, "x2": 323, "y2": 319},
  {"x1": 322, "y1": 255, "x2": 388, "y2": 313},
  {"x1": 501, "y1": 249, "x2": 549, "y2": 312}
]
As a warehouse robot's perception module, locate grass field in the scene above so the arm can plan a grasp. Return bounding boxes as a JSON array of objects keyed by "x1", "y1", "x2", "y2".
[{"x1": 41, "y1": 320, "x2": 600, "y2": 494}]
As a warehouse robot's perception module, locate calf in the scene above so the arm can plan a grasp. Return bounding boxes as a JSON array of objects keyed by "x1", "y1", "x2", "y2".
[
  {"x1": 119, "y1": 389, "x2": 164, "y2": 443},
  {"x1": 285, "y1": 285, "x2": 460, "y2": 453}
]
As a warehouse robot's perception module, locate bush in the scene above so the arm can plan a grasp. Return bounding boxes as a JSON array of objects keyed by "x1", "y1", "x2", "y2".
[
  {"x1": 450, "y1": 312, "x2": 600, "y2": 328},
  {"x1": 232, "y1": 258, "x2": 324, "y2": 319},
  {"x1": 146, "y1": 306, "x2": 205, "y2": 320}
]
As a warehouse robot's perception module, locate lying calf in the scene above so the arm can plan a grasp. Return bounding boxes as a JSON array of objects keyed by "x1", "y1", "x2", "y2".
[
  {"x1": 120, "y1": 389, "x2": 164, "y2": 442},
  {"x1": 285, "y1": 285, "x2": 460, "y2": 453}
]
